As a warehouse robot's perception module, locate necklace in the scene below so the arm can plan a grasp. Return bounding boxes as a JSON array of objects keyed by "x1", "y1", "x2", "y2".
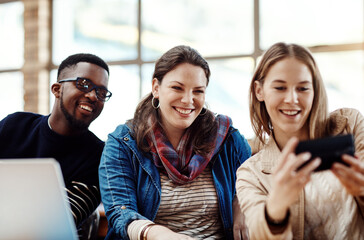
[{"x1": 48, "y1": 117, "x2": 53, "y2": 130}]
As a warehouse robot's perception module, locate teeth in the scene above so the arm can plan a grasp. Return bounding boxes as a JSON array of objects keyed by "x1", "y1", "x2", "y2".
[
  {"x1": 80, "y1": 105, "x2": 93, "y2": 112},
  {"x1": 175, "y1": 107, "x2": 192, "y2": 114},
  {"x1": 282, "y1": 110, "x2": 299, "y2": 116}
]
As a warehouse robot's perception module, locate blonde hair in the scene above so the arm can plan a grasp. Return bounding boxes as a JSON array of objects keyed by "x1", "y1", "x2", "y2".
[{"x1": 249, "y1": 42, "x2": 329, "y2": 144}]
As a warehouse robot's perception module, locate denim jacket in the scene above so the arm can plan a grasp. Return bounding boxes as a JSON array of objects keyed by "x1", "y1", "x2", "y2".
[{"x1": 99, "y1": 124, "x2": 251, "y2": 240}]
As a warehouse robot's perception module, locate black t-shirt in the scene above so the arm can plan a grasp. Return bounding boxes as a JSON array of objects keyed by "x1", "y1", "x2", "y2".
[{"x1": 0, "y1": 112, "x2": 104, "y2": 187}]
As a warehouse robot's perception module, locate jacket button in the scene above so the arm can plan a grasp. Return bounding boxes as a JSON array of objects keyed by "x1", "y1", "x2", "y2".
[
  {"x1": 121, "y1": 206, "x2": 127, "y2": 210},
  {"x1": 123, "y1": 137, "x2": 129, "y2": 141}
]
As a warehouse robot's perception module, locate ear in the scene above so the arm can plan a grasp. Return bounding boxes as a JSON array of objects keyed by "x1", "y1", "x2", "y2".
[
  {"x1": 51, "y1": 83, "x2": 62, "y2": 99},
  {"x1": 151, "y1": 78, "x2": 160, "y2": 98},
  {"x1": 254, "y1": 80, "x2": 264, "y2": 102}
]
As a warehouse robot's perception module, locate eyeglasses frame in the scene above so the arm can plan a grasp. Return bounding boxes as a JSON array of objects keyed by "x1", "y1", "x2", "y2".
[{"x1": 58, "y1": 77, "x2": 112, "y2": 102}]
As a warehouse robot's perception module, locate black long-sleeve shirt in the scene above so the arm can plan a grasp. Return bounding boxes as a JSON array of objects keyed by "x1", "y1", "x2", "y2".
[{"x1": 0, "y1": 112, "x2": 103, "y2": 227}]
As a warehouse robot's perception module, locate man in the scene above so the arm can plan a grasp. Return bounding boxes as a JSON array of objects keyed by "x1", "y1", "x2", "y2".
[{"x1": 0, "y1": 53, "x2": 111, "y2": 234}]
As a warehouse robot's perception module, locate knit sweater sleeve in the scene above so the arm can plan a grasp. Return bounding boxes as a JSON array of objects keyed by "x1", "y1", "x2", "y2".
[{"x1": 348, "y1": 109, "x2": 364, "y2": 217}]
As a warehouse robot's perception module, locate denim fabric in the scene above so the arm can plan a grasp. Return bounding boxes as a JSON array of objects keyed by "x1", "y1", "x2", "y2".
[{"x1": 99, "y1": 124, "x2": 251, "y2": 240}]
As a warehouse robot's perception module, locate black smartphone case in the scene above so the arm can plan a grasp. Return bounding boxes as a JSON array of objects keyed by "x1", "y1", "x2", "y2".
[{"x1": 295, "y1": 134, "x2": 355, "y2": 171}]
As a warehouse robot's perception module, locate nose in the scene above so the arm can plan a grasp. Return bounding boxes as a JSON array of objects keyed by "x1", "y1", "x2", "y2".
[
  {"x1": 181, "y1": 91, "x2": 193, "y2": 104},
  {"x1": 284, "y1": 89, "x2": 298, "y2": 103},
  {"x1": 84, "y1": 89, "x2": 98, "y2": 102}
]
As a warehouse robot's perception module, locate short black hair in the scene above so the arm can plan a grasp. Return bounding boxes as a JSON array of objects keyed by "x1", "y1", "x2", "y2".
[{"x1": 57, "y1": 53, "x2": 109, "y2": 80}]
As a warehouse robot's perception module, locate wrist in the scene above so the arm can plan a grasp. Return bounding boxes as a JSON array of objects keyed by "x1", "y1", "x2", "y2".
[
  {"x1": 265, "y1": 204, "x2": 290, "y2": 226},
  {"x1": 140, "y1": 223, "x2": 156, "y2": 240},
  {"x1": 266, "y1": 196, "x2": 289, "y2": 221}
]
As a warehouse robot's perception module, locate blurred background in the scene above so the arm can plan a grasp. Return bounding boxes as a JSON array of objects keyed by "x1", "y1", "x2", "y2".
[{"x1": 0, "y1": 0, "x2": 363, "y2": 141}]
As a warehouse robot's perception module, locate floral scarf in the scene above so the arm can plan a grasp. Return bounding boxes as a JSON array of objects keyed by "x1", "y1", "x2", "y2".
[{"x1": 148, "y1": 115, "x2": 231, "y2": 185}]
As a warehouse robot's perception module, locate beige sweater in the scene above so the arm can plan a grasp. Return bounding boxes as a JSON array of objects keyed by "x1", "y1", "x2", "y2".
[{"x1": 236, "y1": 108, "x2": 364, "y2": 240}]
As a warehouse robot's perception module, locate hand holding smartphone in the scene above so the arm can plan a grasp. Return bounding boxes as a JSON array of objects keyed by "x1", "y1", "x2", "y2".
[{"x1": 295, "y1": 134, "x2": 355, "y2": 171}]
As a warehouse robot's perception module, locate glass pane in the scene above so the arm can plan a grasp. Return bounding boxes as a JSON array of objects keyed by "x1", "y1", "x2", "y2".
[
  {"x1": 90, "y1": 65, "x2": 140, "y2": 141},
  {"x1": 207, "y1": 58, "x2": 255, "y2": 138},
  {"x1": 53, "y1": 0, "x2": 138, "y2": 65},
  {"x1": 49, "y1": 70, "x2": 57, "y2": 111},
  {"x1": 142, "y1": 0, "x2": 253, "y2": 60},
  {"x1": 261, "y1": 0, "x2": 363, "y2": 48},
  {"x1": 0, "y1": 2, "x2": 24, "y2": 70},
  {"x1": 141, "y1": 63, "x2": 155, "y2": 98},
  {"x1": 0, "y1": 72, "x2": 24, "y2": 120},
  {"x1": 314, "y1": 51, "x2": 364, "y2": 114}
]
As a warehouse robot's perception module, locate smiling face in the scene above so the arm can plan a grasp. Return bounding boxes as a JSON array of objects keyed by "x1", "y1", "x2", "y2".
[
  {"x1": 152, "y1": 63, "x2": 207, "y2": 140},
  {"x1": 255, "y1": 57, "x2": 314, "y2": 143},
  {"x1": 54, "y1": 62, "x2": 109, "y2": 131}
]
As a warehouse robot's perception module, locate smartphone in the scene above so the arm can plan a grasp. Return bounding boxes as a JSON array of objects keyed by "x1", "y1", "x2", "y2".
[{"x1": 295, "y1": 134, "x2": 355, "y2": 171}]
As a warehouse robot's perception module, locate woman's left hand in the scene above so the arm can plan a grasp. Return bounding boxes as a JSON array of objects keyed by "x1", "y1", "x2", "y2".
[
  {"x1": 233, "y1": 196, "x2": 249, "y2": 240},
  {"x1": 331, "y1": 154, "x2": 364, "y2": 197}
]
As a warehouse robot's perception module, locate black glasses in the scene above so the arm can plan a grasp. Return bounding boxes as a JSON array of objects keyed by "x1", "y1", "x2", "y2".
[{"x1": 58, "y1": 77, "x2": 112, "y2": 102}]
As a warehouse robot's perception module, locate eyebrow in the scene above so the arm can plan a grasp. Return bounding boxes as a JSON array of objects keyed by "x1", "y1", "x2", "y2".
[
  {"x1": 171, "y1": 81, "x2": 206, "y2": 89},
  {"x1": 271, "y1": 79, "x2": 312, "y2": 84}
]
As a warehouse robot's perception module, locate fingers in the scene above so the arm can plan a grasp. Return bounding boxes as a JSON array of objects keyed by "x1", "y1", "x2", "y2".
[
  {"x1": 332, "y1": 168, "x2": 364, "y2": 196},
  {"x1": 334, "y1": 166, "x2": 364, "y2": 185},
  {"x1": 276, "y1": 151, "x2": 316, "y2": 183},
  {"x1": 296, "y1": 157, "x2": 321, "y2": 175},
  {"x1": 276, "y1": 137, "x2": 318, "y2": 175},
  {"x1": 341, "y1": 154, "x2": 364, "y2": 172},
  {"x1": 233, "y1": 228, "x2": 249, "y2": 240},
  {"x1": 276, "y1": 137, "x2": 299, "y2": 171},
  {"x1": 293, "y1": 157, "x2": 320, "y2": 185},
  {"x1": 281, "y1": 156, "x2": 319, "y2": 188},
  {"x1": 269, "y1": 138, "x2": 320, "y2": 217},
  {"x1": 241, "y1": 228, "x2": 250, "y2": 240},
  {"x1": 291, "y1": 152, "x2": 313, "y2": 172},
  {"x1": 233, "y1": 229, "x2": 241, "y2": 240},
  {"x1": 333, "y1": 154, "x2": 364, "y2": 185},
  {"x1": 332, "y1": 159, "x2": 364, "y2": 196}
]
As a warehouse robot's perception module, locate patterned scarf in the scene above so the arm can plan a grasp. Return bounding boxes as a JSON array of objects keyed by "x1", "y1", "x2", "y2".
[{"x1": 148, "y1": 115, "x2": 231, "y2": 185}]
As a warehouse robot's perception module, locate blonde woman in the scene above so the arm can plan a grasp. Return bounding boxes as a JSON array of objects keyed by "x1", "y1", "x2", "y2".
[{"x1": 236, "y1": 42, "x2": 364, "y2": 239}]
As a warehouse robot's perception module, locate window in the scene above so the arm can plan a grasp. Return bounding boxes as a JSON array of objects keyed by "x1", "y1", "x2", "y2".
[
  {"x1": 0, "y1": 1, "x2": 24, "y2": 120},
  {"x1": 260, "y1": 0, "x2": 363, "y2": 47},
  {"x1": 141, "y1": 0, "x2": 253, "y2": 60},
  {"x1": 260, "y1": 0, "x2": 364, "y2": 116},
  {"x1": 52, "y1": 0, "x2": 138, "y2": 65},
  {"x1": 53, "y1": 0, "x2": 255, "y2": 139},
  {"x1": 0, "y1": 72, "x2": 24, "y2": 119},
  {"x1": 0, "y1": 1, "x2": 24, "y2": 70},
  {"x1": 314, "y1": 51, "x2": 364, "y2": 112},
  {"x1": 52, "y1": 0, "x2": 364, "y2": 140},
  {"x1": 2, "y1": 0, "x2": 363, "y2": 140}
]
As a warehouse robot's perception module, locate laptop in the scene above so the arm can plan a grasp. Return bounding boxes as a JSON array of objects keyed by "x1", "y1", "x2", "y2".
[{"x1": 0, "y1": 158, "x2": 78, "y2": 240}]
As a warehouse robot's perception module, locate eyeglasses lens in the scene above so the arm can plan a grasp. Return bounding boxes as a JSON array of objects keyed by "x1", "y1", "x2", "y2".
[
  {"x1": 77, "y1": 79, "x2": 92, "y2": 91},
  {"x1": 97, "y1": 89, "x2": 108, "y2": 100},
  {"x1": 76, "y1": 78, "x2": 110, "y2": 101}
]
